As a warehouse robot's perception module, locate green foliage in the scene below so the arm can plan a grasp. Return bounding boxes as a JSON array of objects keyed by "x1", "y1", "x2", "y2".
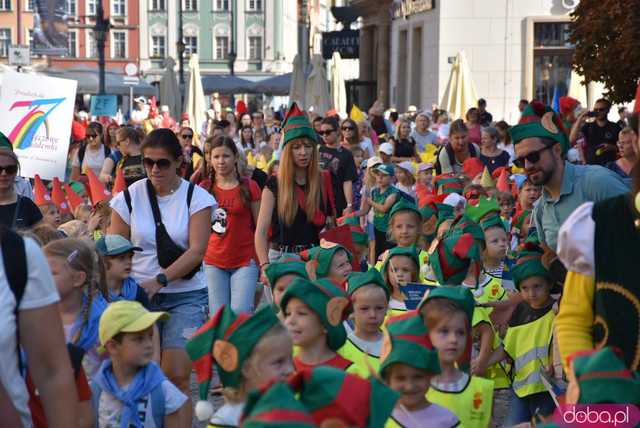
[{"x1": 570, "y1": 0, "x2": 640, "y2": 103}]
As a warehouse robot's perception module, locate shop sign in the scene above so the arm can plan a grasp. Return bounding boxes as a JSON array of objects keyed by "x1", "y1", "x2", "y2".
[
  {"x1": 392, "y1": 0, "x2": 435, "y2": 19},
  {"x1": 322, "y1": 29, "x2": 360, "y2": 60}
]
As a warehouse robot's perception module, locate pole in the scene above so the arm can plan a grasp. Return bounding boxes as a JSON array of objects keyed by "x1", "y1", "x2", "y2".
[
  {"x1": 178, "y1": 0, "x2": 185, "y2": 110},
  {"x1": 96, "y1": 0, "x2": 109, "y2": 95},
  {"x1": 129, "y1": 86, "x2": 133, "y2": 119}
]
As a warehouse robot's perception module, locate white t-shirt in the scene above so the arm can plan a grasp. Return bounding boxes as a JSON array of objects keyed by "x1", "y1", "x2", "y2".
[
  {"x1": 97, "y1": 380, "x2": 187, "y2": 428},
  {"x1": 72, "y1": 144, "x2": 107, "y2": 177},
  {"x1": 0, "y1": 237, "x2": 60, "y2": 428},
  {"x1": 360, "y1": 137, "x2": 375, "y2": 158},
  {"x1": 210, "y1": 401, "x2": 245, "y2": 426},
  {"x1": 110, "y1": 178, "x2": 217, "y2": 293},
  {"x1": 391, "y1": 403, "x2": 459, "y2": 428}
]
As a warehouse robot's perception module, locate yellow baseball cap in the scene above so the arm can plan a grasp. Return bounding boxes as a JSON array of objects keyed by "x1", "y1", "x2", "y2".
[{"x1": 99, "y1": 301, "x2": 169, "y2": 350}]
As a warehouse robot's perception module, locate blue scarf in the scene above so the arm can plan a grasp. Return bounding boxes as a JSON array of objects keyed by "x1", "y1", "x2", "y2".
[
  {"x1": 94, "y1": 359, "x2": 167, "y2": 428},
  {"x1": 71, "y1": 294, "x2": 108, "y2": 351}
]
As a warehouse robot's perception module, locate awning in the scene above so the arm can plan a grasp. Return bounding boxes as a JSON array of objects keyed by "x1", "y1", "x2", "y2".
[
  {"x1": 251, "y1": 73, "x2": 291, "y2": 95},
  {"x1": 201, "y1": 74, "x2": 256, "y2": 95},
  {"x1": 41, "y1": 66, "x2": 158, "y2": 96}
]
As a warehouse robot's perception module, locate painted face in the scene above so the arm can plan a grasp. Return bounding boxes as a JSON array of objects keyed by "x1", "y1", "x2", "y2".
[
  {"x1": 284, "y1": 298, "x2": 325, "y2": 348},
  {"x1": 519, "y1": 276, "x2": 552, "y2": 309},
  {"x1": 387, "y1": 363, "x2": 432, "y2": 411},
  {"x1": 429, "y1": 312, "x2": 468, "y2": 364}
]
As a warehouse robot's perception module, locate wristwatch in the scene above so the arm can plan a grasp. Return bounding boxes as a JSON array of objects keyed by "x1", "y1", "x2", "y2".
[{"x1": 155, "y1": 273, "x2": 168, "y2": 287}]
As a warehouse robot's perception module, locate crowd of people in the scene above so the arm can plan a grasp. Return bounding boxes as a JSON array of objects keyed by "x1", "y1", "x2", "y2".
[{"x1": 0, "y1": 92, "x2": 639, "y2": 428}]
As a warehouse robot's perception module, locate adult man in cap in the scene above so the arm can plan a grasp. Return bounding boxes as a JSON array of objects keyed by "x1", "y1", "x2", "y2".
[
  {"x1": 509, "y1": 101, "x2": 628, "y2": 253},
  {"x1": 130, "y1": 96, "x2": 148, "y2": 125}
]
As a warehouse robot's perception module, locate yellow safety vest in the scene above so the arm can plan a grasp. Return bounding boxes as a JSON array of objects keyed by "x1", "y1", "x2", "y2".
[
  {"x1": 474, "y1": 275, "x2": 508, "y2": 307},
  {"x1": 503, "y1": 307, "x2": 555, "y2": 398},
  {"x1": 384, "y1": 416, "x2": 405, "y2": 428},
  {"x1": 337, "y1": 336, "x2": 380, "y2": 378},
  {"x1": 427, "y1": 376, "x2": 494, "y2": 428},
  {"x1": 471, "y1": 307, "x2": 511, "y2": 389}
]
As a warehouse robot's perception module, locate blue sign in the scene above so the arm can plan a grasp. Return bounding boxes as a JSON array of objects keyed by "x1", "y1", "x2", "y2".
[
  {"x1": 90, "y1": 95, "x2": 118, "y2": 117},
  {"x1": 398, "y1": 282, "x2": 436, "y2": 310}
]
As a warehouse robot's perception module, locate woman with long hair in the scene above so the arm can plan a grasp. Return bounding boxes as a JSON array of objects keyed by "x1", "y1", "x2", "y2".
[
  {"x1": 391, "y1": 119, "x2": 420, "y2": 163},
  {"x1": 71, "y1": 122, "x2": 111, "y2": 181},
  {"x1": 238, "y1": 125, "x2": 255, "y2": 153},
  {"x1": 255, "y1": 104, "x2": 330, "y2": 274},
  {"x1": 340, "y1": 118, "x2": 360, "y2": 149},
  {"x1": 479, "y1": 126, "x2": 510, "y2": 174},
  {"x1": 178, "y1": 126, "x2": 203, "y2": 179},
  {"x1": 201, "y1": 136, "x2": 261, "y2": 314},
  {"x1": 108, "y1": 128, "x2": 215, "y2": 424}
]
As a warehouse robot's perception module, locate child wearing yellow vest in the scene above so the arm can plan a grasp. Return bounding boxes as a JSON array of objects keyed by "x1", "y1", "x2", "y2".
[
  {"x1": 485, "y1": 243, "x2": 557, "y2": 425},
  {"x1": 338, "y1": 268, "x2": 389, "y2": 376},
  {"x1": 381, "y1": 246, "x2": 421, "y2": 318},
  {"x1": 420, "y1": 286, "x2": 494, "y2": 428},
  {"x1": 380, "y1": 312, "x2": 459, "y2": 428}
]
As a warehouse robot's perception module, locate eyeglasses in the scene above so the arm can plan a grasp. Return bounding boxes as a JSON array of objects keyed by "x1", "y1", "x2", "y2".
[
  {"x1": 143, "y1": 157, "x2": 173, "y2": 170},
  {"x1": 513, "y1": 142, "x2": 556, "y2": 168},
  {"x1": 181, "y1": 134, "x2": 193, "y2": 139},
  {"x1": 318, "y1": 130, "x2": 335, "y2": 136},
  {"x1": 0, "y1": 164, "x2": 18, "y2": 175},
  {"x1": 341, "y1": 126, "x2": 355, "y2": 131}
]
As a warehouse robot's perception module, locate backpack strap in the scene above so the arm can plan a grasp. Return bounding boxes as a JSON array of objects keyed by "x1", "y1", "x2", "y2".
[
  {"x1": 104, "y1": 144, "x2": 111, "y2": 158},
  {"x1": 150, "y1": 382, "x2": 166, "y2": 427},
  {"x1": 1, "y1": 227, "x2": 27, "y2": 372},
  {"x1": 187, "y1": 182, "x2": 195, "y2": 210},
  {"x1": 145, "y1": 179, "x2": 163, "y2": 226},
  {"x1": 124, "y1": 189, "x2": 132, "y2": 214}
]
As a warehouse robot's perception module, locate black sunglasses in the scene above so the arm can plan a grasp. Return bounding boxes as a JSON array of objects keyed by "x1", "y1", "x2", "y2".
[
  {"x1": 86, "y1": 134, "x2": 98, "y2": 139},
  {"x1": 143, "y1": 157, "x2": 172, "y2": 170},
  {"x1": 513, "y1": 142, "x2": 556, "y2": 168},
  {"x1": 0, "y1": 164, "x2": 18, "y2": 175},
  {"x1": 318, "y1": 130, "x2": 335, "y2": 136},
  {"x1": 342, "y1": 126, "x2": 355, "y2": 131},
  {"x1": 181, "y1": 134, "x2": 193, "y2": 139}
]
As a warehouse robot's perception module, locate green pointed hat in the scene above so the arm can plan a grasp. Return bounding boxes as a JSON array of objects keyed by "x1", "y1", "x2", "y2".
[
  {"x1": 418, "y1": 285, "x2": 475, "y2": 324},
  {"x1": 435, "y1": 202, "x2": 456, "y2": 231},
  {"x1": 569, "y1": 347, "x2": 640, "y2": 404},
  {"x1": 429, "y1": 231, "x2": 481, "y2": 286},
  {"x1": 241, "y1": 382, "x2": 315, "y2": 428},
  {"x1": 381, "y1": 245, "x2": 420, "y2": 277},
  {"x1": 347, "y1": 268, "x2": 390, "y2": 300},
  {"x1": 434, "y1": 174, "x2": 463, "y2": 195},
  {"x1": 510, "y1": 242, "x2": 550, "y2": 289},
  {"x1": 420, "y1": 202, "x2": 437, "y2": 221},
  {"x1": 480, "y1": 213, "x2": 507, "y2": 232},
  {"x1": 509, "y1": 101, "x2": 569, "y2": 154},
  {"x1": 280, "y1": 278, "x2": 351, "y2": 351},
  {"x1": 451, "y1": 215, "x2": 485, "y2": 242},
  {"x1": 288, "y1": 366, "x2": 399, "y2": 428},
  {"x1": 338, "y1": 215, "x2": 360, "y2": 227},
  {"x1": 0, "y1": 132, "x2": 12, "y2": 151},
  {"x1": 282, "y1": 102, "x2": 318, "y2": 147},
  {"x1": 512, "y1": 209, "x2": 531, "y2": 233},
  {"x1": 379, "y1": 312, "x2": 441, "y2": 376},
  {"x1": 185, "y1": 305, "x2": 280, "y2": 414},
  {"x1": 389, "y1": 198, "x2": 421, "y2": 221},
  {"x1": 349, "y1": 224, "x2": 369, "y2": 246},
  {"x1": 464, "y1": 197, "x2": 501, "y2": 224},
  {"x1": 264, "y1": 254, "x2": 309, "y2": 290},
  {"x1": 302, "y1": 242, "x2": 352, "y2": 279}
]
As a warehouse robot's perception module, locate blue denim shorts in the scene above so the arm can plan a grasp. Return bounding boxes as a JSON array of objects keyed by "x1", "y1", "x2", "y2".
[{"x1": 150, "y1": 288, "x2": 209, "y2": 349}]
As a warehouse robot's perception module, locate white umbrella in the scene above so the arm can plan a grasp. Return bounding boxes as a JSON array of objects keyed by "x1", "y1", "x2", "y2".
[
  {"x1": 159, "y1": 57, "x2": 181, "y2": 121},
  {"x1": 184, "y1": 54, "x2": 206, "y2": 139},
  {"x1": 439, "y1": 51, "x2": 478, "y2": 120},
  {"x1": 289, "y1": 54, "x2": 306, "y2": 108},
  {"x1": 304, "y1": 54, "x2": 331, "y2": 115},
  {"x1": 568, "y1": 69, "x2": 588, "y2": 108},
  {"x1": 330, "y1": 51, "x2": 347, "y2": 115}
]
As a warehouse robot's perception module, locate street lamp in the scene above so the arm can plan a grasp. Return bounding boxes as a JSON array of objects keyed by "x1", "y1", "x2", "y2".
[
  {"x1": 228, "y1": 49, "x2": 237, "y2": 76},
  {"x1": 94, "y1": 0, "x2": 110, "y2": 95},
  {"x1": 177, "y1": 0, "x2": 185, "y2": 109}
]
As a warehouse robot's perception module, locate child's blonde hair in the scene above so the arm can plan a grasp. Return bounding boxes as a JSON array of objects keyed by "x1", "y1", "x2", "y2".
[
  {"x1": 89, "y1": 201, "x2": 112, "y2": 233},
  {"x1": 383, "y1": 255, "x2": 419, "y2": 286},
  {"x1": 74, "y1": 204, "x2": 92, "y2": 222},
  {"x1": 388, "y1": 209, "x2": 421, "y2": 244},
  {"x1": 58, "y1": 220, "x2": 89, "y2": 239},
  {"x1": 422, "y1": 298, "x2": 470, "y2": 332},
  {"x1": 31, "y1": 223, "x2": 64, "y2": 246},
  {"x1": 43, "y1": 238, "x2": 108, "y2": 344}
]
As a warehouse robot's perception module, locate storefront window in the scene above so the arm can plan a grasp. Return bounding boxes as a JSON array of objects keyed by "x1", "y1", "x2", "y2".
[{"x1": 533, "y1": 22, "x2": 573, "y2": 106}]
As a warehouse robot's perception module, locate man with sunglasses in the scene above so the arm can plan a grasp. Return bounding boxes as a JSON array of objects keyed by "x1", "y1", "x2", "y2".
[
  {"x1": 569, "y1": 98, "x2": 621, "y2": 165},
  {"x1": 510, "y1": 102, "x2": 628, "y2": 253},
  {"x1": 318, "y1": 117, "x2": 358, "y2": 216}
]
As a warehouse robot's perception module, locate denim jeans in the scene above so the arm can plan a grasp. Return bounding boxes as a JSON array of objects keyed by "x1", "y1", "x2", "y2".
[
  {"x1": 503, "y1": 388, "x2": 556, "y2": 427},
  {"x1": 204, "y1": 260, "x2": 259, "y2": 315},
  {"x1": 149, "y1": 288, "x2": 208, "y2": 349}
]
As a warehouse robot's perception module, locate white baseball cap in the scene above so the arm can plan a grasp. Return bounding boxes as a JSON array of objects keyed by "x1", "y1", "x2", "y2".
[
  {"x1": 379, "y1": 142, "x2": 393, "y2": 156},
  {"x1": 417, "y1": 162, "x2": 434, "y2": 172},
  {"x1": 365, "y1": 155, "x2": 382, "y2": 169},
  {"x1": 396, "y1": 161, "x2": 414, "y2": 175}
]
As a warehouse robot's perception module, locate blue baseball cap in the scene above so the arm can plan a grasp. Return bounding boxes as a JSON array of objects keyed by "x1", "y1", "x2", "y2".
[
  {"x1": 376, "y1": 163, "x2": 395, "y2": 176},
  {"x1": 96, "y1": 235, "x2": 142, "y2": 256}
]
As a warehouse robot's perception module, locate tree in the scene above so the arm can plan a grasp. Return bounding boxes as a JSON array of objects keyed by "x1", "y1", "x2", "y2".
[{"x1": 570, "y1": 0, "x2": 640, "y2": 104}]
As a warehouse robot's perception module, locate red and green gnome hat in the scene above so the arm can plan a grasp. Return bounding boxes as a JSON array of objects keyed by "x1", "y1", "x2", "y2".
[
  {"x1": 337, "y1": 216, "x2": 369, "y2": 246},
  {"x1": 464, "y1": 196, "x2": 500, "y2": 224},
  {"x1": 379, "y1": 311, "x2": 441, "y2": 377},
  {"x1": 347, "y1": 268, "x2": 390, "y2": 301},
  {"x1": 567, "y1": 346, "x2": 640, "y2": 405},
  {"x1": 288, "y1": 366, "x2": 400, "y2": 428},
  {"x1": 418, "y1": 286, "x2": 475, "y2": 326},
  {"x1": 301, "y1": 240, "x2": 352, "y2": 279},
  {"x1": 264, "y1": 253, "x2": 308, "y2": 290},
  {"x1": 388, "y1": 198, "x2": 422, "y2": 222},
  {"x1": 381, "y1": 245, "x2": 420, "y2": 279},
  {"x1": 434, "y1": 173, "x2": 463, "y2": 195},
  {"x1": 509, "y1": 100, "x2": 569, "y2": 154},
  {"x1": 429, "y1": 231, "x2": 482, "y2": 286},
  {"x1": 510, "y1": 242, "x2": 550, "y2": 289},
  {"x1": 185, "y1": 305, "x2": 280, "y2": 421},
  {"x1": 241, "y1": 381, "x2": 315, "y2": 428},
  {"x1": 283, "y1": 102, "x2": 318, "y2": 147},
  {"x1": 280, "y1": 277, "x2": 351, "y2": 351}
]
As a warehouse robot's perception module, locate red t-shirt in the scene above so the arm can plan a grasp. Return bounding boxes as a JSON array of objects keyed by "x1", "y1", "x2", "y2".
[
  {"x1": 294, "y1": 354, "x2": 354, "y2": 372},
  {"x1": 203, "y1": 179, "x2": 261, "y2": 268}
]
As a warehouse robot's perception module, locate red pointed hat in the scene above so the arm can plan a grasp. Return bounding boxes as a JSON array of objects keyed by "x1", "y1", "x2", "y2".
[
  {"x1": 51, "y1": 177, "x2": 70, "y2": 214},
  {"x1": 635, "y1": 82, "x2": 640, "y2": 113},
  {"x1": 112, "y1": 167, "x2": 126, "y2": 196},
  {"x1": 282, "y1": 102, "x2": 317, "y2": 146},
  {"x1": 64, "y1": 182, "x2": 85, "y2": 213},
  {"x1": 33, "y1": 174, "x2": 53, "y2": 207},
  {"x1": 496, "y1": 169, "x2": 510, "y2": 193},
  {"x1": 86, "y1": 168, "x2": 111, "y2": 205}
]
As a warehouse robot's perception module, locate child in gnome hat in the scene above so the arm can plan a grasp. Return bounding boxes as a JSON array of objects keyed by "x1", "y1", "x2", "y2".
[
  {"x1": 484, "y1": 243, "x2": 557, "y2": 425},
  {"x1": 263, "y1": 253, "x2": 308, "y2": 317},
  {"x1": 380, "y1": 312, "x2": 459, "y2": 428},
  {"x1": 381, "y1": 246, "x2": 422, "y2": 319},
  {"x1": 337, "y1": 268, "x2": 390, "y2": 377},
  {"x1": 280, "y1": 277, "x2": 358, "y2": 373},
  {"x1": 301, "y1": 241, "x2": 353, "y2": 285},
  {"x1": 185, "y1": 305, "x2": 293, "y2": 425},
  {"x1": 240, "y1": 381, "x2": 315, "y2": 428},
  {"x1": 419, "y1": 286, "x2": 495, "y2": 428},
  {"x1": 33, "y1": 174, "x2": 62, "y2": 227}
]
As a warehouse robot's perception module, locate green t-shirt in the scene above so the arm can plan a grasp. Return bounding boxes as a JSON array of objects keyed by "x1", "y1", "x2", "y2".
[{"x1": 372, "y1": 186, "x2": 397, "y2": 232}]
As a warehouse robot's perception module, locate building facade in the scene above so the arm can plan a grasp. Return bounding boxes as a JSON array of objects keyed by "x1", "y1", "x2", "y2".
[
  {"x1": 386, "y1": 0, "x2": 581, "y2": 123},
  {"x1": 0, "y1": 0, "x2": 46, "y2": 66}
]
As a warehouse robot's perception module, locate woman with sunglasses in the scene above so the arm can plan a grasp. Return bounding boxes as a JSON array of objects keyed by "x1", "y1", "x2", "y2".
[
  {"x1": 109, "y1": 128, "x2": 216, "y2": 424},
  {"x1": 0, "y1": 147, "x2": 42, "y2": 229},
  {"x1": 178, "y1": 126, "x2": 203, "y2": 180},
  {"x1": 391, "y1": 119, "x2": 420, "y2": 163},
  {"x1": 339, "y1": 118, "x2": 360, "y2": 149},
  {"x1": 71, "y1": 122, "x2": 111, "y2": 182}
]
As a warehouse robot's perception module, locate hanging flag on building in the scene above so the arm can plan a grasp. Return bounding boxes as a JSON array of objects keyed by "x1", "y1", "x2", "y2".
[{"x1": 32, "y1": 0, "x2": 69, "y2": 56}]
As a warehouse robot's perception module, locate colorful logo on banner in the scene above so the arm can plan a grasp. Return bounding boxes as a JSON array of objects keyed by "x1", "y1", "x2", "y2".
[{"x1": 8, "y1": 97, "x2": 66, "y2": 150}]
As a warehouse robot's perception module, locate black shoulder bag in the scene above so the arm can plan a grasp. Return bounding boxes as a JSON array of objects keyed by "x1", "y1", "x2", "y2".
[{"x1": 145, "y1": 180, "x2": 200, "y2": 280}]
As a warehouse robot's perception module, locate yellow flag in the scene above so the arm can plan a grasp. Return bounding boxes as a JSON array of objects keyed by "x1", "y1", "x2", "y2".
[{"x1": 350, "y1": 104, "x2": 366, "y2": 122}]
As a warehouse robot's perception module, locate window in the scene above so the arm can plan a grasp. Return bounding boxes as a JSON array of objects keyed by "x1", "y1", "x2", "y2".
[
  {"x1": 86, "y1": 30, "x2": 97, "y2": 57},
  {"x1": 150, "y1": 0, "x2": 165, "y2": 11},
  {"x1": 66, "y1": 0, "x2": 77, "y2": 15},
  {"x1": 28, "y1": 29, "x2": 35, "y2": 55},
  {"x1": 0, "y1": 29, "x2": 11, "y2": 57},
  {"x1": 151, "y1": 35, "x2": 165, "y2": 58},
  {"x1": 87, "y1": 0, "x2": 96, "y2": 16},
  {"x1": 112, "y1": 0, "x2": 125, "y2": 16},
  {"x1": 533, "y1": 22, "x2": 573, "y2": 106},
  {"x1": 215, "y1": 0, "x2": 229, "y2": 10},
  {"x1": 67, "y1": 31, "x2": 77, "y2": 57},
  {"x1": 184, "y1": 35, "x2": 197, "y2": 57},
  {"x1": 248, "y1": 36, "x2": 262, "y2": 60},
  {"x1": 25, "y1": 0, "x2": 35, "y2": 11},
  {"x1": 183, "y1": 0, "x2": 197, "y2": 11},
  {"x1": 215, "y1": 36, "x2": 228, "y2": 60},
  {"x1": 0, "y1": 0, "x2": 10, "y2": 11},
  {"x1": 248, "y1": 0, "x2": 262, "y2": 11},
  {"x1": 112, "y1": 31, "x2": 126, "y2": 58}
]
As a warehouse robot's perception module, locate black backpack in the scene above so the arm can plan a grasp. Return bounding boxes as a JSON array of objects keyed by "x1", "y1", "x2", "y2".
[
  {"x1": 434, "y1": 143, "x2": 478, "y2": 175},
  {"x1": 1, "y1": 226, "x2": 27, "y2": 371},
  {"x1": 78, "y1": 142, "x2": 111, "y2": 169}
]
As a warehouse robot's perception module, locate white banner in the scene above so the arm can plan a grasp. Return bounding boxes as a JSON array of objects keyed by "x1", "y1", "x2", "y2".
[{"x1": 0, "y1": 72, "x2": 77, "y2": 180}]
